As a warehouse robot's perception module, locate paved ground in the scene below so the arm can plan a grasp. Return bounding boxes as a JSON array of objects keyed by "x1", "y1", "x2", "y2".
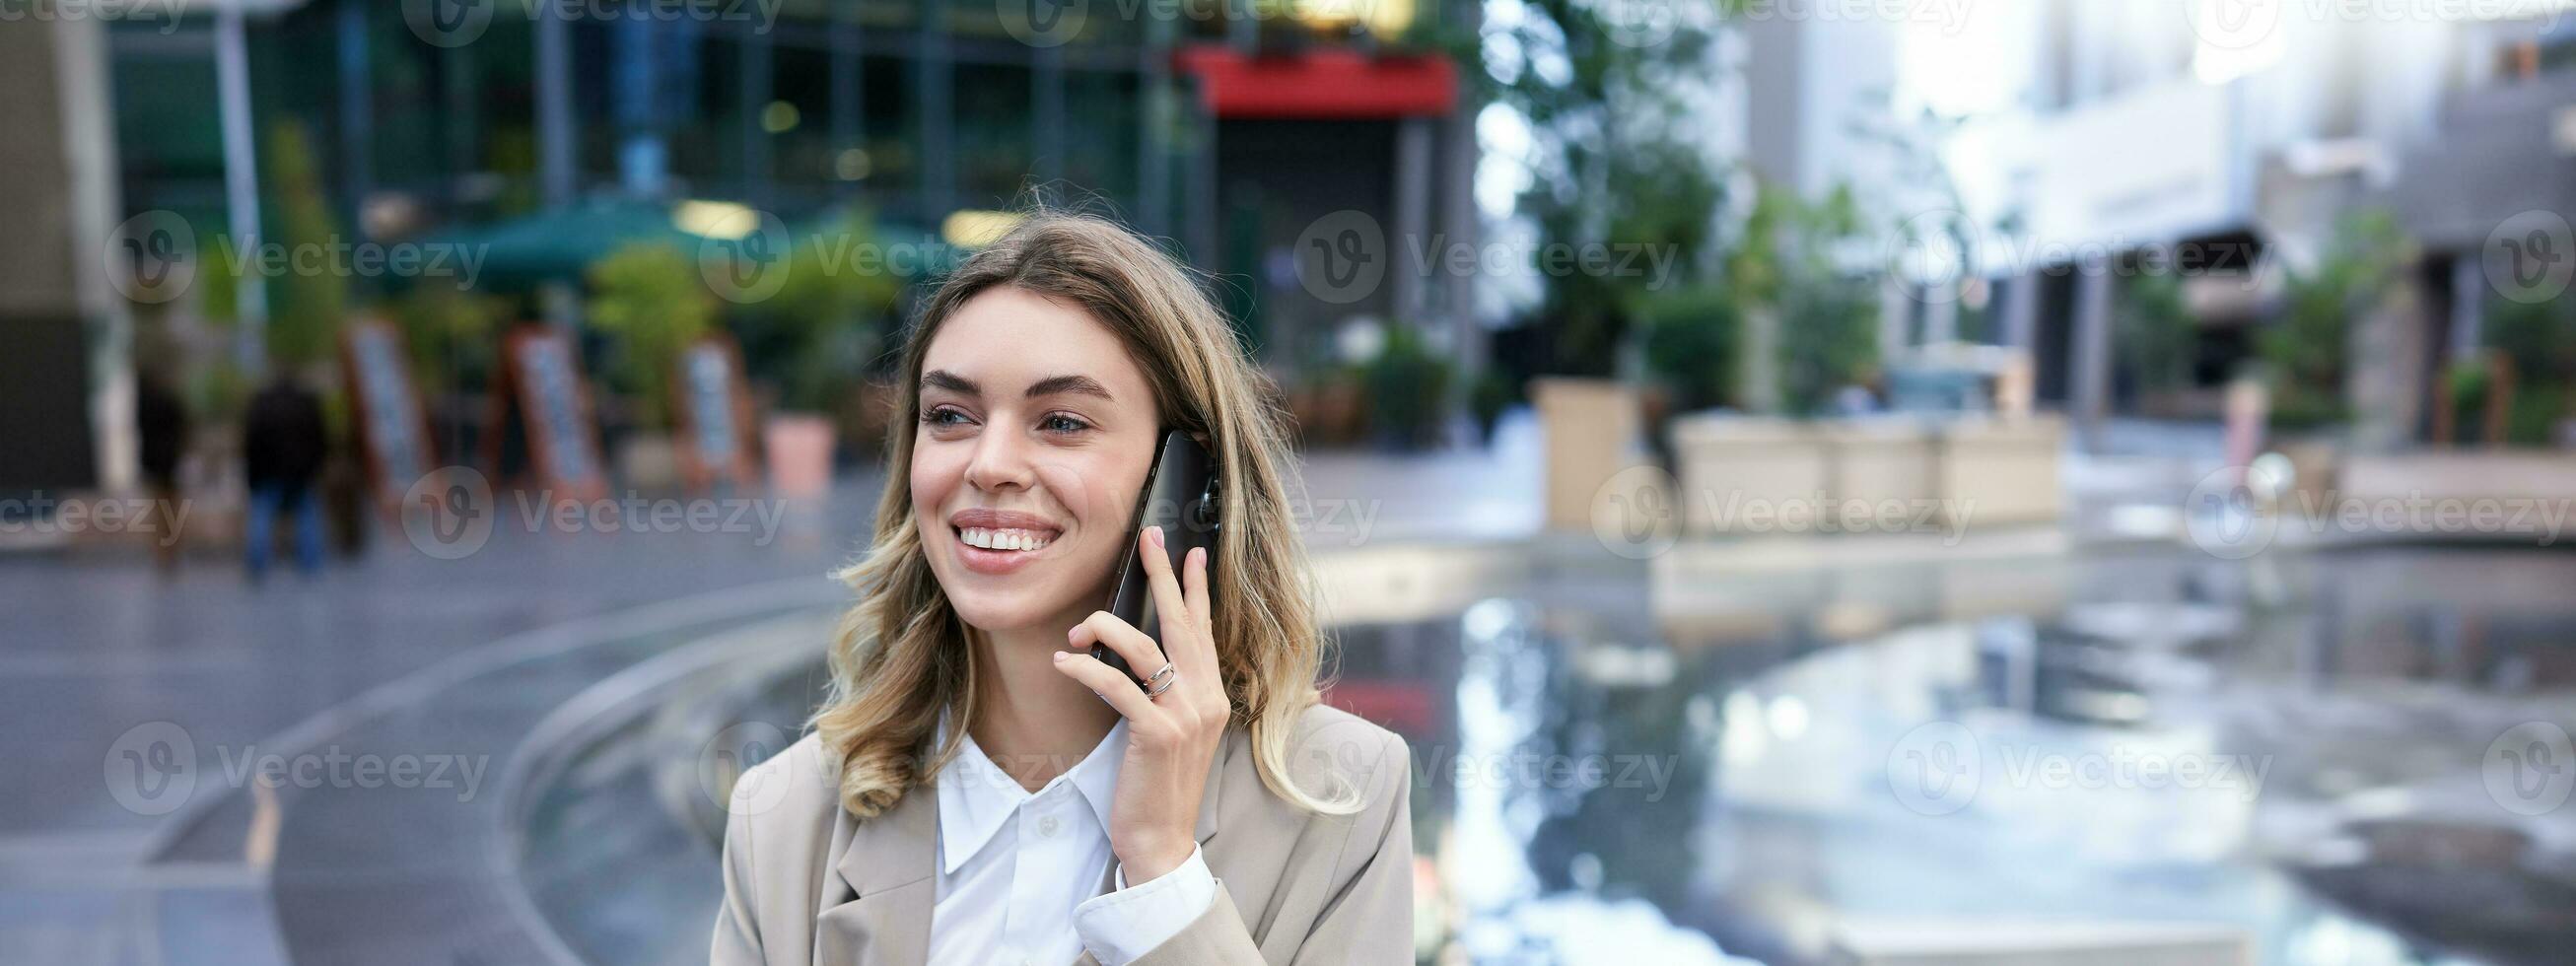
[
  {"x1": 1, "y1": 408, "x2": 1558, "y2": 965},
  {"x1": 5, "y1": 407, "x2": 2264, "y2": 965}
]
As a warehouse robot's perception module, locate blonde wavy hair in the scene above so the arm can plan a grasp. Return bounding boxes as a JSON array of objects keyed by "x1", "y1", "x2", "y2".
[{"x1": 808, "y1": 212, "x2": 1357, "y2": 819}]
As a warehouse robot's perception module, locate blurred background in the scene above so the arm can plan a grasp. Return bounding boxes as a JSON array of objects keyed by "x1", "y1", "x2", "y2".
[{"x1": 9, "y1": 0, "x2": 2576, "y2": 963}]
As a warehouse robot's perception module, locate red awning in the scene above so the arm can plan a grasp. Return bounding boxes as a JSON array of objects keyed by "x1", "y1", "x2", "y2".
[{"x1": 1173, "y1": 45, "x2": 1458, "y2": 119}]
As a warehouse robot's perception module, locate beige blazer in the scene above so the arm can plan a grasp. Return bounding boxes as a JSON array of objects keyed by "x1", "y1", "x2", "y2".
[{"x1": 710, "y1": 702, "x2": 1416, "y2": 965}]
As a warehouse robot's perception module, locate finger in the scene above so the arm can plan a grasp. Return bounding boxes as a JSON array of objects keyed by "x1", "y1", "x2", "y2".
[
  {"x1": 1053, "y1": 651, "x2": 1161, "y2": 721},
  {"x1": 1184, "y1": 545, "x2": 1214, "y2": 644},
  {"x1": 1138, "y1": 525, "x2": 1199, "y2": 672},
  {"x1": 1075, "y1": 610, "x2": 1164, "y2": 684}
]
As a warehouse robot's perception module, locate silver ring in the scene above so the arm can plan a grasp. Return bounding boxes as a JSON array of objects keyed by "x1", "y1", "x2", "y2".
[
  {"x1": 1146, "y1": 671, "x2": 1178, "y2": 698},
  {"x1": 1147, "y1": 662, "x2": 1176, "y2": 686}
]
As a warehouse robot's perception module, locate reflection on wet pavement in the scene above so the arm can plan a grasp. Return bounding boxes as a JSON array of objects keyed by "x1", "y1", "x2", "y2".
[
  {"x1": 506, "y1": 540, "x2": 2576, "y2": 966},
  {"x1": 1324, "y1": 542, "x2": 2576, "y2": 965}
]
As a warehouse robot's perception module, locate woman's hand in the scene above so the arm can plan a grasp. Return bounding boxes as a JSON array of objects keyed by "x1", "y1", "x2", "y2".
[{"x1": 1050, "y1": 524, "x2": 1226, "y2": 884}]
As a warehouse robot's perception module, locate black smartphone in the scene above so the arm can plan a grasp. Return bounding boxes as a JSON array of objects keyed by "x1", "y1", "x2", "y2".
[{"x1": 1094, "y1": 430, "x2": 1220, "y2": 683}]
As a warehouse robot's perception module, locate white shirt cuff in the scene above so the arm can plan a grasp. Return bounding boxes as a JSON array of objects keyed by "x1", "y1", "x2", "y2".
[{"x1": 1072, "y1": 843, "x2": 1218, "y2": 966}]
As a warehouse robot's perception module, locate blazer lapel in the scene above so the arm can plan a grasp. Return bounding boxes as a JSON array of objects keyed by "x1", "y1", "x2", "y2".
[
  {"x1": 814, "y1": 726, "x2": 1239, "y2": 966},
  {"x1": 815, "y1": 774, "x2": 938, "y2": 966}
]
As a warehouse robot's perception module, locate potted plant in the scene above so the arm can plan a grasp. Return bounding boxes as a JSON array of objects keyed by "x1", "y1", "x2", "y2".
[
  {"x1": 587, "y1": 242, "x2": 717, "y2": 489},
  {"x1": 728, "y1": 208, "x2": 902, "y2": 493}
]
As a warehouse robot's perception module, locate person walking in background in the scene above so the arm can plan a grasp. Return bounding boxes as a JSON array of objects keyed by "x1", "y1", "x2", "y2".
[
  {"x1": 135, "y1": 365, "x2": 188, "y2": 574},
  {"x1": 242, "y1": 371, "x2": 327, "y2": 583}
]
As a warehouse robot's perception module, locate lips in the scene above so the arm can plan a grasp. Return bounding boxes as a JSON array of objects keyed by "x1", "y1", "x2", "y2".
[{"x1": 946, "y1": 508, "x2": 1065, "y2": 576}]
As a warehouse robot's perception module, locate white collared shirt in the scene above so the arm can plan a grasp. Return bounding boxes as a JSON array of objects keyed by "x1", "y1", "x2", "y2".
[{"x1": 929, "y1": 713, "x2": 1218, "y2": 966}]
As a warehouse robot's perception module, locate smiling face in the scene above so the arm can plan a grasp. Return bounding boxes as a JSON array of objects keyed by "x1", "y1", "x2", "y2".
[{"x1": 911, "y1": 286, "x2": 1163, "y2": 635}]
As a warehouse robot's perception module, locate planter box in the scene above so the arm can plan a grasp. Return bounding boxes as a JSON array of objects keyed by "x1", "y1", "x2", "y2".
[
  {"x1": 616, "y1": 432, "x2": 682, "y2": 491},
  {"x1": 764, "y1": 414, "x2": 837, "y2": 499},
  {"x1": 1667, "y1": 413, "x2": 2064, "y2": 537},
  {"x1": 1936, "y1": 416, "x2": 2064, "y2": 527},
  {"x1": 1533, "y1": 378, "x2": 1642, "y2": 531},
  {"x1": 1668, "y1": 416, "x2": 1831, "y2": 535},
  {"x1": 1823, "y1": 417, "x2": 1940, "y2": 531}
]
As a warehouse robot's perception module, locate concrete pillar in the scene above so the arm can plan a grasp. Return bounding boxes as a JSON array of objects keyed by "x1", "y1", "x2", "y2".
[
  {"x1": 1391, "y1": 116, "x2": 1433, "y2": 325},
  {"x1": 0, "y1": 15, "x2": 132, "y2": 494},
  {"x1": 534, "y1": 1, "x2": 574, "y2": 206},
  {"x1": 2070, "y1": 261, "x2": 2115, "y2": 450},
  {"x1": 216, "y1": 5, "x2": 266, "y2": 368},
  {"x1": 2000, "y1": 270, "x2": 2039, "y2": 350},
  {"x1": 1922, "y1": 289, "x2": 1959, "y2": 345}
]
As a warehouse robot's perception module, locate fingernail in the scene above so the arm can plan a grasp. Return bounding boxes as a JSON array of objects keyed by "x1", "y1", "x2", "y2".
[
  {"x1": 1149, "y1": 525, "x2": 1165, "y2": 548},
  {"x1": 1053, "y1": 651, "x2": 1069, "y2": 662},
  {"x1": 1189, "y1": 546, "x2": 1205, "y2": 567}
]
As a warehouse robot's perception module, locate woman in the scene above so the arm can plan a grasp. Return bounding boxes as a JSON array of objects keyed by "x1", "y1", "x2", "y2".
[{"x1": 711, "y1": 214, "x2": 1415, "y2": 966}]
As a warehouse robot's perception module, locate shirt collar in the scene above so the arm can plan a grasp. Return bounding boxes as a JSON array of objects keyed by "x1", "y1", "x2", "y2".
[{"x1": 933, "y1": 709, "x2": 1128, "y2": 875}]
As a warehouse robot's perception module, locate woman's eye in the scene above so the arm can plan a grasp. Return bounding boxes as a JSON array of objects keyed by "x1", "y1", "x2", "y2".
[
  {"x1": 921, "y1": 406, "x2": 973, "y2": 427},
  {"x1": 1040, "y1": 413, "x2": 1091, "y2": 435}
]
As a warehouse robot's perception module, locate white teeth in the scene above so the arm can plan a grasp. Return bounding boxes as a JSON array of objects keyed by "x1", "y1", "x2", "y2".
[{"x1": 959, "y1": 526, "x2": 1052, "y2": 551}]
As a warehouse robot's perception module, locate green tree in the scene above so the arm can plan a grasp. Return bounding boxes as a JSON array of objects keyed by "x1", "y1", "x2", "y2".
[
  {"x1": 587, "y1": 242, "x2": 717, "y2": 430},
  {"x1": 1471, "y1": 0, "x2": 1725, "y2": 376},
  {"x1": 2263, "y1": 209, "x2": 2412, "y2": 431},
  {"x1": 2121, "y1": 270, "x2": 2195, "y2": 398},
  {"x1": 263, "y1": 121, "x2": 348, "y2": 368}
]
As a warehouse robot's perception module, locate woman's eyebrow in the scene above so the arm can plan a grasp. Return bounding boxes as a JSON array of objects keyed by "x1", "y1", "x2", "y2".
[
  {"x1": 921, "y1": 370, "x2": 1113, "y2": 402},
  {"x1": 1025, "y1": 374, "x2": 1113, "y2": 401},
  {"x1": 921, "y1": 370, "x2": 979, "y2": 396}
]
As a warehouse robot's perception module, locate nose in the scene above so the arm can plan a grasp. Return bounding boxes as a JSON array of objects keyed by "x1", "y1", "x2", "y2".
[{"x1": 961, "y1": 422, "x2": 1036, "y2": 495}]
